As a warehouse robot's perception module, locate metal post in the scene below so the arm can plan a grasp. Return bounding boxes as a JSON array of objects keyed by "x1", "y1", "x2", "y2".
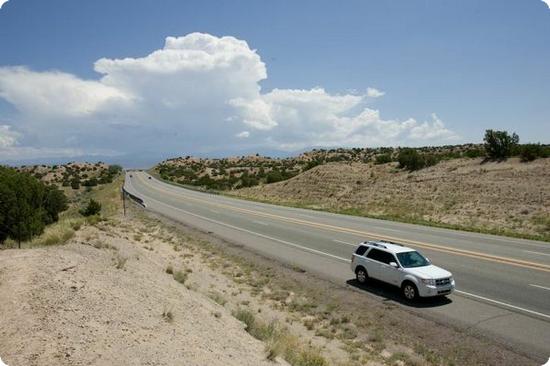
[{"x1": 122, "y1": 188, "x2": 126, "y2": 217}]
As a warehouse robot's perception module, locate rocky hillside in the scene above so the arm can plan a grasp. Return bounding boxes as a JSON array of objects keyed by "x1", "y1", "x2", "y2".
[
  {"x1": 155, "y1": 144, "x2": 486, "y2": 190},
  {"x1": 15, "y1": 162, "x2": 122, "y2": 190},
  {"x1": 232, "y1": 157, "x2": 550, "y2": 240}
]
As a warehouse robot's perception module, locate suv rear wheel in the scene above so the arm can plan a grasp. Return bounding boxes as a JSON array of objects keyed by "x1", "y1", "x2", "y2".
[
  {"x1": 355, "y1": 267, "x2": 369, "y2": 284},
  {"x1": 402, "y1": 282, "x2": 418, "y2": 301}
]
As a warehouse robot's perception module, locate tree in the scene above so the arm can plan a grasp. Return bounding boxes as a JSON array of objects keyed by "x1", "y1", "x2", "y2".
[
  {"x1": 483, "y1": 130, "x2": 519, "y2": 160},
  {"x1": 70, "y1": 178, "x2": 80, "y2": 189},
  {"x1": 43, "y1": 185, "x2": 68, "y2": 224},
  {"x1": 0, "y1": 167, "x2": 47, "y2": 247}
]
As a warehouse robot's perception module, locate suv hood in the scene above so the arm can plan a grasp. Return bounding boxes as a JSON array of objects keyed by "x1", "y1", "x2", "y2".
[{"x1": 405, "y1": 265, "x2": 451, "y2": 279}]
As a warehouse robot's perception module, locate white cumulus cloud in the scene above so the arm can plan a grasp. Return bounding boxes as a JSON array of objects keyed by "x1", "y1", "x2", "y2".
[
  {"x1": 0, "y1": 124, "x2": 19, "y2": 148},
  {"x1": 366, "y1": 87, "x2": 385, "y2": 98},
  {"x1": 0, "y1": 32, "x2": 459, "y2": 162},
  {"x1": 542, "y1": 0, "x2": 550, "y2": 9},
  {"x1": 0, "y1": 0, "x2": 8, "y2": 10},
  {"x1": 236, "y1": 131, "x2": 250, "y2": 138}
]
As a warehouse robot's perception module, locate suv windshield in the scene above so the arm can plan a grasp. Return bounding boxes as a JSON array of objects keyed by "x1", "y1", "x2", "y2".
[{"x1": 396, "y1": 251, "x2": 430, "y2": 268}]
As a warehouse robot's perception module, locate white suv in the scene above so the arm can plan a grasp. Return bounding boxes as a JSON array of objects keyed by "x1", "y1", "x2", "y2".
[{"x1": 350, "y1": 240, "x2": 455, "y2": 300}]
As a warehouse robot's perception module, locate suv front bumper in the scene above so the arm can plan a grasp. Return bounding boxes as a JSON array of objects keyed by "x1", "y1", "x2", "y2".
[{"x1": 418, "y1": 281, "x2": 455, "y2": 297}]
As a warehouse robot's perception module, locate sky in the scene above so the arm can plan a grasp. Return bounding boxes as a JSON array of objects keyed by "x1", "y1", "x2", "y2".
[{"x1": 0, "y1": 0, "x2": 549, "y2": 166}]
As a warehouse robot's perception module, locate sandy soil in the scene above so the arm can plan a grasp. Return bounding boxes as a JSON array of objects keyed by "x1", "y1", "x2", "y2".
[
  {"x1": 233, "y1": 158, "x2": 550, "y2": 239},
  {"x1": 0, "y1": 224, "x2": 282, "y2": 366}
]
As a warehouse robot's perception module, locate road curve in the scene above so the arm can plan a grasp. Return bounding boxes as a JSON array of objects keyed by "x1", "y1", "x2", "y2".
[{"x1": 125, "y1": 171, "x2": 550, "y2": 361}]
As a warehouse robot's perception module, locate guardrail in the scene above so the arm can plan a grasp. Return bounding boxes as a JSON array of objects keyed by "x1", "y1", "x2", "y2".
[{"x1": 122, "y1": 187, "x2": 146, "y2": 208}]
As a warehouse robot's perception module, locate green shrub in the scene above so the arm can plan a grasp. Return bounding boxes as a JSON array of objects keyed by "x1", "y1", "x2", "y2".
[
  {"x1": 464, "y1": 148, "x2": 484, "y2": 158},
  {"x1": 173, "y1": 270, "x2": 188, "y2": 284},
  {"x1": 519, "y1": 143, "x2": 548, "y2": 162},
  {"x1": 266, "y1": 170, "x2": 284, "y2": 183},
  {"x1": 80, "y1": 199, "x2": 102, "y2": 217},
  {"x1": 483, "y1": 129, "x2": 519, "y2": 160},
  {"x1": 374, "y1": 153, "x2": 392, "y2": 165},
  {"x1": 70, "y1": 178, "x2": 80, "y2": 190}
]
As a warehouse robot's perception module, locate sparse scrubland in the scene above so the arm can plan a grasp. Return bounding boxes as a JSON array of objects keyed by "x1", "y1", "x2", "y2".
[
  {"x1": 0, "y1": 170, "x2": 538, "y2": 365},
  {"x1": 232, "y1": 157, "x2": 550, "y2": 241},
  {"x1": 155, "y1": 134, "x2": 550, "y2": 241},
  {"x1": 1, "y1": 162, "x2": 122, "y2": 249}
]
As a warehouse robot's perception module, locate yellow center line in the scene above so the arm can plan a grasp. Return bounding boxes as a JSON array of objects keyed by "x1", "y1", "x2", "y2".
[{"x1": 136, "y1": 174, "x2": 550, "y2": 273}]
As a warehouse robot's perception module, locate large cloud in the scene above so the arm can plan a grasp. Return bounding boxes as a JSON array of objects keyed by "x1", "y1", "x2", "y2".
[{"x1": 0, "y1": 32, "x2": 459, "y2": 162}]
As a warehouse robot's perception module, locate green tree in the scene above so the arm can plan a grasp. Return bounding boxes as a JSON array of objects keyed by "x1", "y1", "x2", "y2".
[
  {"x1": 483, "y1": 130, "x2": 519, "y2": 160},
  {"x1": 43, "y1": 185, "x2": 68, "y2": 224},
  {"x1": 70, "y1": 177, "x2": 80, "y2": 189},
  {"x1": 0, "y1": 167, "x2": 47, "y2": 247}
]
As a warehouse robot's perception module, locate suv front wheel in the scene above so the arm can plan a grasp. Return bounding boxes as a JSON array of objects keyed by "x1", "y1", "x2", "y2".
[
  {"x1": 355, "y1": 267, "x2": 369, "y2": 284},
  {"x1": 402, "y1": 282, "x2": 418, "y2": 301}
]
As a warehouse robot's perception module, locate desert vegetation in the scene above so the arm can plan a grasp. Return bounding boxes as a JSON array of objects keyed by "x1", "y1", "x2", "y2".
[
  {"x1": 155, "y1": 131, "x2": 549, "y2": 191},
  {"x1": 16, "y1": 162, "x2": 122, "y2": 190},
  {"x1": 0, "y1": 166, "x2": 68, "y2": 247},
  {"x1": 0, "y1": 162, "x2": 123, "y2": 249},
  {"x1": 233, "y1": 157, "x2": 550, "y2": 241}
]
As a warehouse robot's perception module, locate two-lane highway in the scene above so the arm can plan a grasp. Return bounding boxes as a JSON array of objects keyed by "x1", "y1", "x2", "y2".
[{"x1": 125, "y1": 171, "x2": 550, "y2": 360}]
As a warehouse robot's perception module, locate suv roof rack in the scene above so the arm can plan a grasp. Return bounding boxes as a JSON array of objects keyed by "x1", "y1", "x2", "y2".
[
  {"x1": 365, "y1": 240, "x2": 387, "y2": 249},
  {"x1": 379, "y1": 240, "x2": 404, "y2": 246}
]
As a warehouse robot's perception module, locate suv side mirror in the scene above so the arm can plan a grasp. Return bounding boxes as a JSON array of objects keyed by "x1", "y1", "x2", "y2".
[{"x1": 389, "y1": 262, "x2": 399, "y2": 268}]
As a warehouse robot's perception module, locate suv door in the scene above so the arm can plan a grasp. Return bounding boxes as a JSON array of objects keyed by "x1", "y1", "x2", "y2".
[
  {"x1": 365, "y1": 248, "x2": 386, "y2": 280},
  {"x1": 376, "y1": 251, "x2": 401, "y2": 286}
]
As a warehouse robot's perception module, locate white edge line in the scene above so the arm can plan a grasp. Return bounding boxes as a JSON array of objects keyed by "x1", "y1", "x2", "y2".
[
  {"x1": 455, "y1": 290, "x2": 550, "y2": 320},
  {"x1": 523, "y1": 250, "x2": 550, "y2": 257},
  {"x1": 333, "y1": 239, "x2": 357, "y2": 247},
  {"x1": 529, "y1": 284, "x2": 550, "y2": 291},
  {"x1": 129, "y1": 176, "x2": 550, "y2": 321}
]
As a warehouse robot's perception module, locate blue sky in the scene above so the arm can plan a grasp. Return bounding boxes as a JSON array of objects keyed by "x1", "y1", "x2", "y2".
[{"x1": 0, "y1": 0, "x2": 549, "y2": 165}]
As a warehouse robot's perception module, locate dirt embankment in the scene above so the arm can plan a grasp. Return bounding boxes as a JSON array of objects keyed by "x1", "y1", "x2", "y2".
[
  {"x1": 233, "y1": 157, "x2": 550, "y2": 240},
  {"x1": 0, "y1": 225, "x2": 282, "y2": 366}
]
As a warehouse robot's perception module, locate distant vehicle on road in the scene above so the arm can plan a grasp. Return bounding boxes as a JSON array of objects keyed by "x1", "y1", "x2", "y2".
[
  {"x1": 351, "y1": 240, "x2": 455, "y2": 300},
  {"x1": 148, "y1": 176, "x2": 152, "y2": 179}
]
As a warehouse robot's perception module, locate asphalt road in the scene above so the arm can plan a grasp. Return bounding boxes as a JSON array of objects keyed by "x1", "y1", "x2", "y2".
[{"x1": 125, "y1": 171, "x2": 550, "y2": 361}]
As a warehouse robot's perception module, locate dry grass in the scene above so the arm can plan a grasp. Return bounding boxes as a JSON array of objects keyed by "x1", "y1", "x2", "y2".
[
  {"x1": 233, "y1": 158, "x2": 550, "y2": 241},
  {"x1": 114, "y1": 254, "x2": 128, "y2": 270},
  {"x1": 233, "y1": 308, "x2": 328, "y2": 366},
  {"x1": 173, "y1": 270, "x2": 188, "y2": 284}
]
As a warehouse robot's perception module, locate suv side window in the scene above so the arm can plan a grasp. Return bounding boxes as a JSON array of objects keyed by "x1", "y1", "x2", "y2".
[
  {"x1": 355, "y1": 245, "x2": 368, "y2": 256},
  {"x1": 366, "y1": 248, "x2": 396, "y2": 265},
  {"x1": 366, "y1": 248, "x2": 385, "y2": 262},
  {"x1": 379, "y1": 251, "x2": 397, "y2": 265}
]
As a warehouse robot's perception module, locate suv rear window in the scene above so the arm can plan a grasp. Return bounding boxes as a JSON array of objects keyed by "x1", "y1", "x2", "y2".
[
  {"x1": 355, "y1": 245, "x2": 368, "y2": 256},
  {"x1": 366, "y1": 248, "x2": 396, "y2": 265}
]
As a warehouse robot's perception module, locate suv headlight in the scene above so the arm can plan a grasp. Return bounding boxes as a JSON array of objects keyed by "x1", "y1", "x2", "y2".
[{"x1": 421, "y1": 278, "x2": 435, "y2": 286}]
